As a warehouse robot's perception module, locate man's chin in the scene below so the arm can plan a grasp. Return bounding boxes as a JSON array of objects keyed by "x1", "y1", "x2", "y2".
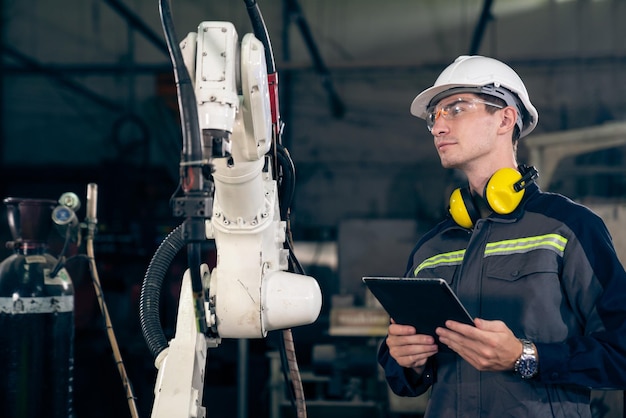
[{"x1": 439, "y1": 159, "x2": 457, "y2": 169}]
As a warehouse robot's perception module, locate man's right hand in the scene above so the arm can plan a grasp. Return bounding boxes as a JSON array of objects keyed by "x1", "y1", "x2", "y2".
[{"x1": 386, "y1": 319, "x2": 439, "y2": 374}]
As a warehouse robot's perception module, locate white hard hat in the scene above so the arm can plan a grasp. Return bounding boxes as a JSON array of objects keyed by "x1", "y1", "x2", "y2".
[{"x1": 411, "y1": 55, "x2": 538, "y2": 138}]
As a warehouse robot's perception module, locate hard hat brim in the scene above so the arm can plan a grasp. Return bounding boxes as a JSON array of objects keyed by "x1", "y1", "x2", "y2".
[
  {"x1": 410, "y1": 83, "x2": 481, "y2": 119},
  {"x1": 410, "y1": 82, "x2": 539, "y2": 138}
]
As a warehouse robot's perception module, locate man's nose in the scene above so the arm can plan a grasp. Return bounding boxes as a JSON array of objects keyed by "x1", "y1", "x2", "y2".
[{"x1": 431, "y1": 115, "x2": 449, "y2": 136}]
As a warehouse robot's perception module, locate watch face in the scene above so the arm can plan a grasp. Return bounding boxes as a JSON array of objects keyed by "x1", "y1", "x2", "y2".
[{"x1": 519, "y1": 356, "x2": 538, "y2": 378}]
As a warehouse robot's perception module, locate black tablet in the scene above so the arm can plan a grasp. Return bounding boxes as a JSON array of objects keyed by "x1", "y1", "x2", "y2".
[{"x1": 363, "y1": 277, "x2": 474, "y2": 347}]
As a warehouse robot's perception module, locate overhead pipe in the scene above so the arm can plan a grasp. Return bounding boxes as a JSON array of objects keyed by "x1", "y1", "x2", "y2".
[
  {"x1": 103, "y1": 0, "x2": 169, "y2": 56},
  {"x1": 3, "y1": 45, "x2": 122, "y2": 113},
  {"x1": 469, "y1": 0, "x2": 495, "y2": 55}
]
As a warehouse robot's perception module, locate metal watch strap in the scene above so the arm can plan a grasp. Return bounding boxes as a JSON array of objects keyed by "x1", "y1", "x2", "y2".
[{"x1": 514, "y1": 338, "x2": 538, "y2": 379}]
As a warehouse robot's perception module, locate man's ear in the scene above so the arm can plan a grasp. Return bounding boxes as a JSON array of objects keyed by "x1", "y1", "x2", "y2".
[{"x1": 497, "y1": 106, "x2": 518, "y2": 134}]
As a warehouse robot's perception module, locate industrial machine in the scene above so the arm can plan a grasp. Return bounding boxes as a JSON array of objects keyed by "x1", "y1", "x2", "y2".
[{"x1": 139, "y1": 1, "x2": 323, "y2": 417}]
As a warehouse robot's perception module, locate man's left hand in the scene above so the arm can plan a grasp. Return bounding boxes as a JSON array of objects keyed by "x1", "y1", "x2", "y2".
[{"x1": 436, "y1": 318, "x2": 522, "y2": 371}]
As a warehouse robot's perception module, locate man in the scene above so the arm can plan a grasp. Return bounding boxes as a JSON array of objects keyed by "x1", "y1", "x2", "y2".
[{"x1": 377, "y1": 55, "x2": 626, "y2": 417}]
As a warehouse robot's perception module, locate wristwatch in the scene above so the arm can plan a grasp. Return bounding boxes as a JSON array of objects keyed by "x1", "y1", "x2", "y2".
[{"x1": 514, "y1": 338, "x2": 538, "y2": 379}]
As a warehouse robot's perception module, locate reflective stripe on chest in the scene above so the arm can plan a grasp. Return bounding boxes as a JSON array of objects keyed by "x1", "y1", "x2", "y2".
[{"x1": 414, "y1": 233, "x2": 567, "y2": 276}]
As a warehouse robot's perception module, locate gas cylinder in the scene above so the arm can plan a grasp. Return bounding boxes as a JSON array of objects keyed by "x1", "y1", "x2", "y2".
[{"x1": 0, "y1": 197, "x2": 74, "y2": 418}]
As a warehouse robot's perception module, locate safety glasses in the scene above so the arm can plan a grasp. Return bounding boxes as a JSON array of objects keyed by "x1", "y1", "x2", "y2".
[{"x1": 426, "y1": 98, "x2": 504, "y2": 132}]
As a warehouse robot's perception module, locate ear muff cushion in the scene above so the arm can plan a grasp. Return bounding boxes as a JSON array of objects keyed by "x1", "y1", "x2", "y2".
[
  {"x1": 485, "y1": 167, "x2": 524, "y2": 214},
  {"x1": 449, "y1": 187, "x2": 478, "y2": 228}
]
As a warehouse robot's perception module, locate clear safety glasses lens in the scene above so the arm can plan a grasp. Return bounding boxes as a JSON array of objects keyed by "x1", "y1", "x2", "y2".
[{"x1": 426, "y1": 98, "x2": 504, "y2": 132}]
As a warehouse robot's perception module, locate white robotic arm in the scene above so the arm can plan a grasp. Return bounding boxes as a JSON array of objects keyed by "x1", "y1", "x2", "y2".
[{"x1": 148, "y1": 20, "x2": 322, "y2": 418}]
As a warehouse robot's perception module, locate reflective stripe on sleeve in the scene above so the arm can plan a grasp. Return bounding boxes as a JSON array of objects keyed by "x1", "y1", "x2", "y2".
[{"x1": 414, "y1": 249, "x2": 465, "y2": 276}]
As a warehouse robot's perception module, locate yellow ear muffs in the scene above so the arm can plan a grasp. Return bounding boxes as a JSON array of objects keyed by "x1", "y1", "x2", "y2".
[
  {"x1": 449, "y1": 166, "x2": 538, "y2": 228},
  {"x1": 484, "y1": 167, "x2": 524, "y2": 214},
  {"x1": 449, "y1": 187, "x2": 480, "y2": 229}
]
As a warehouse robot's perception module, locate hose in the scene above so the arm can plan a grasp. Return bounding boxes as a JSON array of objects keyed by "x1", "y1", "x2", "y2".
[
  {"x1": 277, "y1": 148, "x2": 308, "y2": 418},
  {"x1": 281, "y1": 329, "x2": 307, "y2": 418},
  {"x1": 243, "y1": 0, "x2": 276, "y2": 74},
  {"x1": 275, "y1": 143, "x2": 296, "y2": 221},
  {"x1": 159, "y1": 0, "x2": 209, "y2": 336},
  {"x1": 158, "y1": 0, "x2": 202, "y2": 166},
  {"x1": 242, "y1": 4, "x2": 308, "y2": 415},
  {"x1": 139, "y1": 223, "x2": 186, "y2": 359},
  {"x1": 87, "y1": 230, "x2": 140, "y2": 418}
]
